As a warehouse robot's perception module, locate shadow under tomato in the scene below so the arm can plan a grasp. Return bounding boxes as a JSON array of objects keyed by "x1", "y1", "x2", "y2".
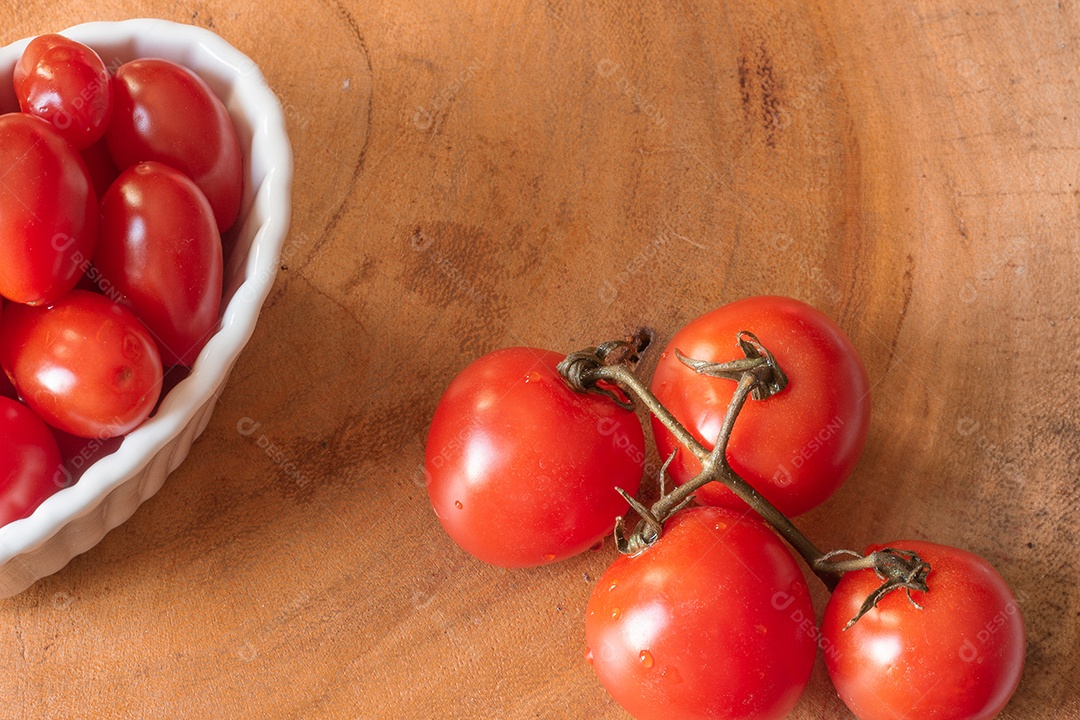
[
  {"x1": 49, "y1": 364, "x2": 191, "y2": 488},
  {"x1": 0, "y1": 369, "x2": 16, "y2": 400}
]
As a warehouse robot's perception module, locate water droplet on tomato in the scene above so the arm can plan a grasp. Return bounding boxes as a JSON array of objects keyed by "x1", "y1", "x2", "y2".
[
  {"x1": 524, "y1": 371, "x2": 541, "y2": 383},
  {"x1": 756, "y1": 624, "x2": 768, "y2": 635},
  {"x1": 543, "y1": 553, "x2": 555, "y2": 562},
  {"x1": 610, "y1": 608, "x2": 621, "y2": 620},
  {"x1": 660, "y1": 352, "x2": 668, "y2": 359},
  {"x1": 638, "y1": 650, "x2": 654, "y2": 668},
  {"x1": 454, "y1": 500, "x2": 463, "y2": 510},
  {"x1": 584, "y1": 648, "x2": 593, "y2": 664},
  {"x1": 714, "y1": 522, "x2": 727, "y2": 531},
  {"x1": 608, "y1": 581, "x2": 618, "y2": 592}
]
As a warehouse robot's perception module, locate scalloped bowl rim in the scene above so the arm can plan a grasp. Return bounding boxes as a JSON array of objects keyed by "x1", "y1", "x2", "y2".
[{"x1": 0, "y1": 19, "x2": 293, "y2": 586}]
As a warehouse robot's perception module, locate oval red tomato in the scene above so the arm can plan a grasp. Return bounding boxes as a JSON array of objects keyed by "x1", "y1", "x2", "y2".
[
  {"x1": 822, "y1": 540, "x2": 1025, "y2": 720},
  {"x1": 425, "y1": 347, "x2": 644, "y2": 567},
  {"x1": 0, "y1": 113, "x2": 97, "y2": 306},
  {"x1": 650, "y1": 296, "x2": 870, "y2": 517},
  {"x1": 0, "y1": 290, "x2": 163, "y2": 438},
  {"x1": 585, "y1": 506, "x2": 817, "y2": 720},
  {"x1": 13, "y1": 33, "x2": 112, "y2": 150},
  {"x1": 106, "y1": 58, "x2": 243, "y2": 232},
  {"x1": 95, "y1": 161, "x2": 223, "y2": 367},
  {"x1": 0, "y1": 396, "x2": 64, "y2": 526}
]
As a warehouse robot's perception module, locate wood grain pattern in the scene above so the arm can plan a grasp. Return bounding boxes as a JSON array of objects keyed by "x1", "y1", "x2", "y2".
[{"x1": 0, "y1": 0, "x2": 1077, "y2": 717}]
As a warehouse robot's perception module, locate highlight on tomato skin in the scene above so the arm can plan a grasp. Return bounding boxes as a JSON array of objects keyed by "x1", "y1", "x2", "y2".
[
  {"x1": 584, "y1": 506, "x2": 818, "y2": 720},
  {"x1": 424, "y1": 347, "x2": 645, "y2": 568},
  {"x1": 650, "y1": 295, "x2": 871, "y2": 517},
  {"x1": 106, "y1": 58, "x2": 243, "y2": 233},
  {"x1": 0, "y1": 113, "x2": 98, "y2": 306},
  {"x1": 821, "y1": 540, "x2": 1026, "y2": 720},
  {"x1": 13, "y1": 33, "x2": 113, "y2": 150},
  {"x1": 95, "y1": 161, "x2": 224, "y2": 368},
  {"x1": 0, "y1": 291, "x2": 163, "y2": 439}
]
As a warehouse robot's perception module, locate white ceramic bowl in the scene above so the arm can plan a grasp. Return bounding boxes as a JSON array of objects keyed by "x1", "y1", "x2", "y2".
[{"x1": 0, "y1": 19, "x2": 293, "y2": 597}]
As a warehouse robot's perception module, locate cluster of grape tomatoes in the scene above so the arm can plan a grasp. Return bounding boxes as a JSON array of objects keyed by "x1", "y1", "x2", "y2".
[
  {"x1": 425, "y1": 296, "x2": 1025, "y2": 720},
  {"x1": 0, "y1": 32, "x2": 242, "y2": 527}
]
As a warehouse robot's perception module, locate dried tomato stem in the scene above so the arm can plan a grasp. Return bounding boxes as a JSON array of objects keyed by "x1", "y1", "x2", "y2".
[
  {"x1": 816, "y1": 548, "x2": 932, "y2": 628},
  {"x1": 654, "y1": 371, "x2": 756, "y2": 519},
  {"x1": 559, "y1": 330, "x2": 933, "y2": 611},
  {"x1": 588, "y1": 363, "x2": 708, "y2": 465},
  {"x1": 560, "y1": 338, "x2": 847, "y2": 588}
]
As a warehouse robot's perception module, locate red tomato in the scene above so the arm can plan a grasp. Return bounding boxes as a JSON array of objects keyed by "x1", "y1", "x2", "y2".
[
  {"x1": 585, "y1": 506, "x2": 817, "y2": 720},
  {"x1": 425, "y1": 347, "x2": 644, "y2": 567},
  {"x1": 13, "y1": 34, "x2": 112, "y2": 150},
  {"x1": 650, "y1": 296, "x2": 870, "y2": 517},
  {"x1": 822, "y1": 540, "x2": 1025, "y2": 720},
  {"x1": 106, "y1": 58, "x2": 243, "y2": 232},
  {"x1": 95, "y1": 162, "x2": 223, "y2": 367},
  {"x1": 0, "y1": 113, "x2": 97, "y2": 306},
  {"x1": 0, "y1": 396, "x2": 64, "y2": 525},
  {"x1": 0, "y1": 290, "x2": 163, "y2": 438}
]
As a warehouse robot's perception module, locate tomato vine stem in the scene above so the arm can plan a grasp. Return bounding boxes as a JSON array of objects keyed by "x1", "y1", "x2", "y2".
[
  {"x1": 565, "y1": 355, "x2": 837, "y2": 589},
  {"x1": 559, "y1": 331, "x2": 932, "y2": 603}
]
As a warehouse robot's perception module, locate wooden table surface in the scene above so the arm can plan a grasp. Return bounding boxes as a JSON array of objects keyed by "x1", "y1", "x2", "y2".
[{"x1": 2, "y1": 1, "x2": 1077, "y2": 718}]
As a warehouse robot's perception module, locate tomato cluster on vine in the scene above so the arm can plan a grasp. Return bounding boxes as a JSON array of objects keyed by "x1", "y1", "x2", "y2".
[
  {"x1": 0, "y1": 33, "x2": 242, "y2": 527},
  {"x1": 424, "y1": 295, "x2": 1025, "y2": 720}
]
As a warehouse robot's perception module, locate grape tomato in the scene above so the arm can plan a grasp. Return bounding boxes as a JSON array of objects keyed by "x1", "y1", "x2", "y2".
[{"x1": 0, "y1": 290, "x2": 163, "y2": 438}]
